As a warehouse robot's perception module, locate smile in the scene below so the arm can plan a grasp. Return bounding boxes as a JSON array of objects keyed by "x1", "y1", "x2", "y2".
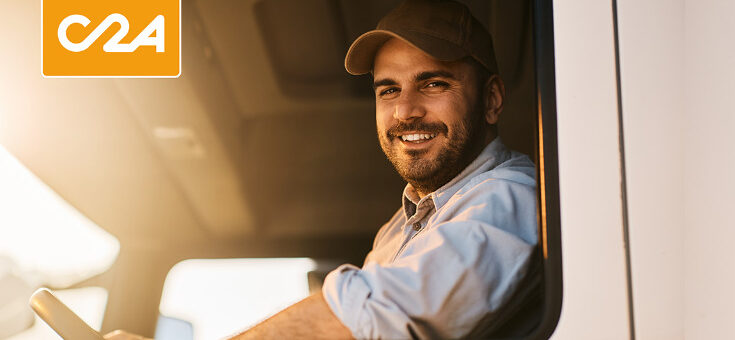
[{"x1": 399, "y1": 133, "x2": 437, "y2": 143}]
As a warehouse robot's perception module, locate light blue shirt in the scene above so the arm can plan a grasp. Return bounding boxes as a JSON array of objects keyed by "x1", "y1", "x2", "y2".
[{"x1": 322, "y1": 138, "x2": 538, "y2": 339}]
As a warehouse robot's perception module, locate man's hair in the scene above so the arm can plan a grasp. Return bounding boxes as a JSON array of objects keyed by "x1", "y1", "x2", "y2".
[
  {"x1": 461, "y1": 56, "x2": 500, "y2": 135},
  {"x1": 463, "y1": 56, "x2": 493, "y2": 95}
]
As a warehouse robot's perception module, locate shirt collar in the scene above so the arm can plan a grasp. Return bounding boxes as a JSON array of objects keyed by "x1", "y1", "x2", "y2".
[
  {"x1": 401, "y1": 184, "x2": 423, "y2": 220},
  {"x1": 401, "y1": 137, "x2": 510, "y2": 219}
]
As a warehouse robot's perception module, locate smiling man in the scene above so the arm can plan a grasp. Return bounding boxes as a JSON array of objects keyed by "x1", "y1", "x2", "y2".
[
  {"x1": 107, "y1": 1, "x2": 540, "y2": 339},
  {"x1": 233, "y1": 0, "x2": 540, "y2": 338},
  {"x1": 372, "y1": 40, "x2": 497, "y2": 199}
]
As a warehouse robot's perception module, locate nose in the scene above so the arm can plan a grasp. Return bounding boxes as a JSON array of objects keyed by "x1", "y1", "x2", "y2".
[{"x1": 393, "y1": 89, "x2": 426, "y2": 121}]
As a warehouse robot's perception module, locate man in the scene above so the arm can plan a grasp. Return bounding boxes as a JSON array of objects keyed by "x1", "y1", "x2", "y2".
[{"x1": 107, "y1": 0, "x2": 539, "y2": 339}]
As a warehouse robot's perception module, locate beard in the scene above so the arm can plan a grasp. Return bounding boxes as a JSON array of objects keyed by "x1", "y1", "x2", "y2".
[{"x1": 378, "y1": 105, "x2": 487, "y2": 195}]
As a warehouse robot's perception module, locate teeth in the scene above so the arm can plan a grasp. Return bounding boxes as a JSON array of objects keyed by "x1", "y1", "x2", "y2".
[{"x1": 400, "y1": 133, "x2": 437, "y2": 142}]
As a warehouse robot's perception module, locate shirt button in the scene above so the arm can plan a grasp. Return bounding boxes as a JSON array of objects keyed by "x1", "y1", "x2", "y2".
[{"x1": 413, "y1": 222, "x2": 422, "y2": 231}]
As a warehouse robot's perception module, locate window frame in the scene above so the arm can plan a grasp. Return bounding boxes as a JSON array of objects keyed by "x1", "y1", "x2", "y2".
[{"x1": 526, "y1": 0, "x2": 563, "y2": 339}]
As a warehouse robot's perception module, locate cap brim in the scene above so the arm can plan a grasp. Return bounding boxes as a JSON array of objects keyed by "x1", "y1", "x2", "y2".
[{"x1": 344, "y1": 29, "x2": 469, "y2": 75}]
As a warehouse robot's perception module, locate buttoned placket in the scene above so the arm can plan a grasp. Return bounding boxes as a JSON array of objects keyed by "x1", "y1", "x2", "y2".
[{"x1": 392, "y1": 197, "x2": 436, "y2": 262}]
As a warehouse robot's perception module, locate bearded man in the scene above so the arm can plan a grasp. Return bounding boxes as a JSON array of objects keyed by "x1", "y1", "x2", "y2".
[
  {"x1": 107, "y1": 1, "x2": 541, "y2": 339},
  {"x1": 230, "y1": 0, "x2": 541, "y2": 338}
]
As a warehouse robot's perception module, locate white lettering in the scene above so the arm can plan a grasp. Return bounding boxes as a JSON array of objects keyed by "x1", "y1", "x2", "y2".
[{"x1": 57, "y1": 14, "x2": 165, "y2": 53}]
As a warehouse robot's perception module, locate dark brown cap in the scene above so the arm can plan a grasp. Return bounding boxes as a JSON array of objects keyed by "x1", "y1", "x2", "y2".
[{"x1": 344, "y1": 0, "x2": 499, "y2": 76}]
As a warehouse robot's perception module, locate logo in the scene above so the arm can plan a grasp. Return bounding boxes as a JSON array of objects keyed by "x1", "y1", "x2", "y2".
[{"x1": 43, "y1": 0, "x2": 180, "y2": 77}]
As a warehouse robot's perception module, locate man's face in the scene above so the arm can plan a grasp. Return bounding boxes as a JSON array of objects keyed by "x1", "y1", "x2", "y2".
[{"x1": 373, "y1": 38, "x2": 489, "y2": 196}]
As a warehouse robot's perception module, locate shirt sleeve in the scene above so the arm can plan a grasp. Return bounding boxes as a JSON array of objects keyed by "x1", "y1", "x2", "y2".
[
  {"x1": 323, "y1": 221, "x2": 534, "y2": 338},
  {"x1": 321, "y1": 179, "x2": 537, "y2": 339}
]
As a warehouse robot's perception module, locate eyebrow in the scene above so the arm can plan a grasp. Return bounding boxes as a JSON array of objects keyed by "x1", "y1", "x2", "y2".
[
  {"x1": 415, "y1": 70, "x2": 456, "y2": 82},
  {"x1": 372, "y1": 70, "x2": 457, "y2": 89},
  {"x1": 372, "y1": 78, "x2": 398, "y2": 89}
]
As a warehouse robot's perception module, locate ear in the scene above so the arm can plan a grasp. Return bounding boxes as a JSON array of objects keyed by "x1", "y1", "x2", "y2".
[{"x1": 483, "y1": 75, "x2": 505, "y2": 125}]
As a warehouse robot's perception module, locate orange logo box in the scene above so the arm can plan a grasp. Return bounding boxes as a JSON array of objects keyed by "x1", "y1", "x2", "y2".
[{"x1": 43, "y1": 0, "x2": 180, "y2": 77}]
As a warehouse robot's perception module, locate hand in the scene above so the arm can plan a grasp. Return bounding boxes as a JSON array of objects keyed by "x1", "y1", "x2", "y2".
[{"x1": 103, "y1": 330, "x2": 153, "y2": 340}]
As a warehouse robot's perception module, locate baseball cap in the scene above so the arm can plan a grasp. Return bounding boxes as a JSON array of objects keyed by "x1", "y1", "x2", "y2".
[{"x1": 344, "y1": 0, "x2": 499, "y2": 76}]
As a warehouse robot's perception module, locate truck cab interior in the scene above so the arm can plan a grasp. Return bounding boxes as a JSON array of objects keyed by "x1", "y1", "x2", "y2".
[{"x1": 0, "y1": 0, "x2": 562, "y2": 339}]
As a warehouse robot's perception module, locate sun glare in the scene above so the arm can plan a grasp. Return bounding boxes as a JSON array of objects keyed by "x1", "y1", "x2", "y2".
[
  {"x1": 0, "y1": 144, "x2": 120, "y2": 288},
  {"x1": 159, "y1": 258, "x2": 317, "y2": 340}
]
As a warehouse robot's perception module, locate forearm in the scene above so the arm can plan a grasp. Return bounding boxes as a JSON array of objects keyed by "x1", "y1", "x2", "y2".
[{"x1": 228, "y1": 292, "x2": 353, "y2": 340}]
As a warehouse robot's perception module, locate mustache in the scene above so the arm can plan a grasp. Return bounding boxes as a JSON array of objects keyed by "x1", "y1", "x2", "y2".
[{"x1": 386, "y1": 121, "x2": 447, "y2": 138}]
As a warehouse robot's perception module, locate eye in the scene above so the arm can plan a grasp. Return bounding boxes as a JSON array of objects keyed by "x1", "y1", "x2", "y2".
[
  {"x1": 425, "y1": 81, "x2": 448, "y2": 89},
  {"x1": 378, "y1": 87, "x2": 400, "y2": 97}
]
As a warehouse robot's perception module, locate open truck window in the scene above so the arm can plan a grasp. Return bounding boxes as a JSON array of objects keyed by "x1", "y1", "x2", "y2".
[{"x1": 158, "y1": 0, "x2": 562, "y2": 338}]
